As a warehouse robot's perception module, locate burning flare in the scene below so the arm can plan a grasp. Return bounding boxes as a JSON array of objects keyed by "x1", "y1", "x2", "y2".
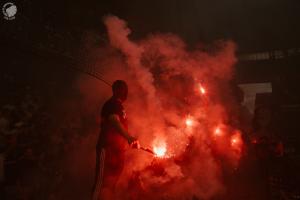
[
  {"x1": 199, "y1": 84, "x2": 206, "y2": 95},
  {"x1": 153, "y1": 146, "x2": 167, "y2": 157},
  {"x1": 214, "y1": 127, "x2": 222, "y2": 136},
  {"x1": 185, "y1": 117, "x2": 194, "y2": 127},
  {"x1": 230, "y1": 132, "x2": 242, "y2": 147},
  {"x1": 153, "y1": 140, "x2": 167, "y2": 158}
]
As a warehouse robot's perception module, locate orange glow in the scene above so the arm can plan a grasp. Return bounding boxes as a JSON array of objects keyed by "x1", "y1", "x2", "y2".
[
  {"x1": 230, "y1": 131, "x2": 244, "y2": 161},
  {"x1": 153, "y1": 146, "x2": 167, "y2": 157},
  {"x1": 199, "y1": 84, "x2": 206, "y2": 95},
  {"x1": 251, "y1": 138, "x2": 258, "y2": 144},
  {"x1": 185, "y1": 115, "x2": 196, "y2": 129},
  {"x1": 185, "y1": 118, "x2": 194, "y2": 127},
  {"x1": 153, "y1": 140, "x2": 167, "y2": 158},
  {"x1": 231, "y1": 138, "x2": 237, "y2": 144},
  {"x1": 230, "y1": 132, "x2": 243, "y2": 147},
  {"x1": 214, "y1": 127, "x2": 222, "y2": 136}
]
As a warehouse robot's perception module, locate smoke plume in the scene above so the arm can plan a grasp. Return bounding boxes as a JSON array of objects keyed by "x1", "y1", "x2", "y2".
[{"x1": 67, "y1": 15, "x2": 240, "y2": 200}]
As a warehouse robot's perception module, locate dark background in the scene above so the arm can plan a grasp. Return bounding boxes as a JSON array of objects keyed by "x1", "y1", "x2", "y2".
[
  {"x1": 1, "y1": 0, "x2": 300, "y2": 81},
  {"x1": 2, "y1": 0, "x2": 300, "y2": 49}
]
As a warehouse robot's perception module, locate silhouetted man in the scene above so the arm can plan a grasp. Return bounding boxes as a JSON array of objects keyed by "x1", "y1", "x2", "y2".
[{"x1": 92, "y1": 80, "x2": 139, "y2": 200}]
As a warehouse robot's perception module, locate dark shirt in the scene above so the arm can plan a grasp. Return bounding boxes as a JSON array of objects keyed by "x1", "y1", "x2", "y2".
[{"x1": 97, "y1": 97, "x2": 128, "y2": 152}]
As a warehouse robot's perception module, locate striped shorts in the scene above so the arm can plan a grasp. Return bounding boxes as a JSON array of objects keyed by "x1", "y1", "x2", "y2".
[
  {"x1": 91, "y1": 147, "x2": 125, "y2": 200},
  {"x1": 92, "y1": 148, "x2": 106, "y2": 200}
]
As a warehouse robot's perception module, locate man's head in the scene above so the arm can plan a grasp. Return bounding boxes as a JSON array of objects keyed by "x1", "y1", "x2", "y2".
[{"x1": 112, "y1": 80, "x2": 128, "y2": 102}]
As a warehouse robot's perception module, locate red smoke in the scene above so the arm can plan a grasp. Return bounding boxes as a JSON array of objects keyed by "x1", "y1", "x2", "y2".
[{"x1": 71, "y1": 15, "x2": 242, "y2": 199}]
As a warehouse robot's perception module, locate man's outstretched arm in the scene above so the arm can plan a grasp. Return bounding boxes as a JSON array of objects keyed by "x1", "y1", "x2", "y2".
[{"x1": 108, "y1": 114, "x2": 137, "y2": 146}]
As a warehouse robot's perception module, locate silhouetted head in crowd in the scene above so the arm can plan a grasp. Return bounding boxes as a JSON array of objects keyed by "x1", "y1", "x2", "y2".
[{"x1": 112, "y1": 80, "x2": 128, "y2": 102}]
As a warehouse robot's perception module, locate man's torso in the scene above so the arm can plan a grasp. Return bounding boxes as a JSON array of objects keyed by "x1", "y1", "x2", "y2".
[{"x1": 97, "y1": 97, "x2": 128, "y2": 153}]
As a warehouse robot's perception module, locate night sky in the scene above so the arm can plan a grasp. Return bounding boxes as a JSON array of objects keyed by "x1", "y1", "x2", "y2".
[
  {"x1": 95, "y1": 0, "x2": 300, "y2": 52},
  {"x1": 2, "y1": 0, "x2": 300, "y2": 53}
]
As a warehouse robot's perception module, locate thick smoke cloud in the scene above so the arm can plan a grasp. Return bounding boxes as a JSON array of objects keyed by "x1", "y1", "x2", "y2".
[{"x1": 69, "y1": 15, "x2": 240, "y2": 200}]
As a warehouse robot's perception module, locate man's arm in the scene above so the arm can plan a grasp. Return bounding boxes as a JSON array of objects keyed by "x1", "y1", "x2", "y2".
[{"x1": 108, "y1": 114, "x2": 137, "y2": 145}]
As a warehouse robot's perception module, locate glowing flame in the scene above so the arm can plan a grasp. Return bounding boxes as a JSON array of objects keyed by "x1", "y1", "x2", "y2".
[
  {"x1": 185, "y1": 117, "x2": 194, "y2": 127},
  {"x1": 230, "y1": 131, "x2": 243, "y2": 147},
  {"x1": 214, "y1": 124, "x2": 226, "y2": 137},
  {"x1": 230, "y1": 131, "x2": 244, "y2": 160},
  {"x1": 231, "y1": 138, "x2": 238, "y2": 144},
  {"x1": 153, "y1": 140, "x2": 167, "y2": 158},
  {"x1": 153, "y1": 146, "x2": 167, "y2": 157},
  {"x1": 199, "y1": 84, "x2": 206, "y2": 95},
  {"x1": 214, "y1": 127, "x2": 222, "y2": 136}
]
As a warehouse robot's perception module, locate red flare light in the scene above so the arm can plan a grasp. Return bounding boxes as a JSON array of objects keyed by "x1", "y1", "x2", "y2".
[
  {"x1": 230, "y1": 131, "x2": 244, "y2": 162},
  {"x1": 214, "y1": 127, "x2": 222, "y2": 136},
  {"x1": 199, "y1": 84, "x2": 206, "y2": 95},
  {"x1": 231, "y1": 138, "x2": 238, "y2": 145},
  {"x1": 153, "y1": 146, "x2": 167, "y2": 158},
  {"x1": 153, "y1": 140, "x2": 167, "y2": 158},
  {"x1": 230, "y1": 132, "x2": 243, "y2": 147},
  {"x1": 185, "y1": 117, "x2": 194, "y2": 127}
]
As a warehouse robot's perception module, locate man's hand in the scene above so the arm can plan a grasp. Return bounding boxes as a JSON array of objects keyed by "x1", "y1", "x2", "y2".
[
  {"x1": 127, "y1": 136, "x2": 140, "y2": 149},
  {"x1": 108, "y1": 114, "x2": 140, "y2": 149}
]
